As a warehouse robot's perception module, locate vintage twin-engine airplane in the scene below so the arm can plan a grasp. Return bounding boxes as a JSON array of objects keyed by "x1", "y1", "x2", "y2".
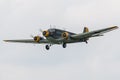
[{"x1": 4, "y1": 26, "x2": 118, "y2": 50}]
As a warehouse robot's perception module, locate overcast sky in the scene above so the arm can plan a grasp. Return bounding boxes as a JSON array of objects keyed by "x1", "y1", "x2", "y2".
[{"x1": 0, "y1": 0, "x2": 120, "y2": 80}]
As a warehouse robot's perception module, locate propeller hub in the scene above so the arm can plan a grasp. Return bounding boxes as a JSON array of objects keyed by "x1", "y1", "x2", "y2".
[
  {"x1": 43, "y1": 30, "x2": 50, "y2": 37},
  {"x1": 34, "y1": 36, "x2": 37, "y2": 41},
  {"x1": 62, "y1": 32, "x2": 69, "y2": 40},
  {"x1": 33, "y1": 36, "x2": 41, "y2": 42}
]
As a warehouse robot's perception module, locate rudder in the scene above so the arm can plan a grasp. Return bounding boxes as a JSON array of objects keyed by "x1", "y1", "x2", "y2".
[{"x1": 83, "y1": 27, "x2": 89, "y2": 33}]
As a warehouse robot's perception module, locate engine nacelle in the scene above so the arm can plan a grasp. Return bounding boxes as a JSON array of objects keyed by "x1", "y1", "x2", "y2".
[
  {"x1": 42, "y1": 30, "x2": 50, "y2": 37},
  {"x1": 34, "y1": 36, "x2": 43, "y2": 42},
  {"x1": 62, "y1": 32, "x2": 69, "y2": 40}
]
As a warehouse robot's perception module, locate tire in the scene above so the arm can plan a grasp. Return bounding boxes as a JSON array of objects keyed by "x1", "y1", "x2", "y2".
[
  {"x1": 46, "y1": 45, "x2": 50, "y2": 50},
  {"x1": 63, "y1": 43, "x2": 67, "y2": 48}
]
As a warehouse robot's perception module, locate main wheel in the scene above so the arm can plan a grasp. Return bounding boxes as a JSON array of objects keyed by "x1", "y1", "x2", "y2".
[
  {"x1": 63, "y1": 43, "x2": 67, "y2": 48},
  {"x1": 45, "y1": 45, "x2": 50, "y2": 50}
]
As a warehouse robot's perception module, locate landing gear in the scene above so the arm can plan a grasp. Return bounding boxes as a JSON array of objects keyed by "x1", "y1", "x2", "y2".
[
  {"x1": 45, "y1": 43, "x2": 67, "y2": 50},
  {"x1": 45, "y1": 44, "x2": 52, "y2": 50},
  {"x1": 45, "y1": 45, "x2": 50, "y2": 50},
  {"x1": 83, "y1": 39, "x2": 88, "y2": 44},
  {"x1": 62, "y1": 43, "x2": 67, "y2": 48},
  {"x1": 85, "y1": 40, "x2": 88, "y2": 44}
]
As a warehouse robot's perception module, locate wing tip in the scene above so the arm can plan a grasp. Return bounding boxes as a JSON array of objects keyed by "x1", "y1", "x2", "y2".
[
  {"x1": 3, "y1": 40, "x2": 11, "y2": 42},
  {"x1": 112, "y1": 26, "x2": 119, "y2": 29},
  {"x1": 3, "y1": 40, "x2": 8, "y2": 42}
]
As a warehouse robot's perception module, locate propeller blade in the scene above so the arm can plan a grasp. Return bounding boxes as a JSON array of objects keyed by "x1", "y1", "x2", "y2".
[
  {"x1": 39, "y1": 29, "x2": 43, "y2": 32},
  {"x1": 50, "y1": 24, "x2": 52, "y2": 29},
  {"x1": 30, "y1": 35, "x2": 34, "y2": 38}
]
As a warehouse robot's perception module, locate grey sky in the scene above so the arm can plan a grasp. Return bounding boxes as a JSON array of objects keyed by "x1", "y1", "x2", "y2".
[{"x1": 0, "y1": 0, "x2": 120, "y2": 80}]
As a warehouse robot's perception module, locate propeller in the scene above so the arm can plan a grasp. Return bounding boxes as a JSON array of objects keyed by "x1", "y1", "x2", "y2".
[
  {"x1": 63, "y1": 27, "x2": 66, "y2": 31},
  {"x1": 50, "y1": 24, "x2": 52, "y2": 29},
  {"x1": 53, "y1": 25, "x2": 56, "y2": 28},
  {"x1": 30, "y1": 35, "x2": 34, "y2": 38},
  {"x1": 30, "y1": 35, "x2": 36, "y2": 46},
  {"x1": 39, "y1": 28, "x2": 43, "y2": 32}
]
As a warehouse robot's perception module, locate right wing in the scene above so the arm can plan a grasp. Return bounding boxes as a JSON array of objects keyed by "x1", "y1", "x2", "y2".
[
  {"x1": 4, "y1": 39, "x2": 49, "y2": 44},
  {"x1": 71, "y1": 26, "x2": 118, "y2": 39}
]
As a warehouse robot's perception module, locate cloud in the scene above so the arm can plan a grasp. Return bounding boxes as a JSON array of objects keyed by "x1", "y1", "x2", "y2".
[
  {"x1": 1, "y1": 58, "x2": 120, "y2": 80},
  {"x1": 63, "y1": 0, "x2": 120, "y2": 27}
]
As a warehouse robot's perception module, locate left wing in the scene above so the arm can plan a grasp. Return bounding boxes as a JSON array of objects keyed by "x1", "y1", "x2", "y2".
[
  {"x1": 71, "y1": 26, "x2": 118, "y2": 39},
  {"x1": 4, "y1": 39, "x2": 49, "y2": 44}
]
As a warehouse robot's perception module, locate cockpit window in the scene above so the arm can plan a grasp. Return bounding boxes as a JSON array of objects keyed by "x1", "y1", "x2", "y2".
[{"x1": 49, "y1": 29, "x2": 55, "y2": 32}]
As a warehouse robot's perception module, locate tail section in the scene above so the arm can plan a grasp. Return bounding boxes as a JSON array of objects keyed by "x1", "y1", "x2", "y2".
[
  {"x1": 83, "y1": 27, "x2": 89, "y2": 33},
  {"x1": 83, "y1": 27, "x2": 89, "y2": 44}
]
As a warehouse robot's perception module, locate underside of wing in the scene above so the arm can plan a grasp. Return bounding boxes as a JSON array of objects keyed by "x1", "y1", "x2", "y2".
[
  {"x1": 4, "y1": 39, "x2": 49, "y2": 44},
  {"x1": 71, "y1": 26, "x2": 118, "y2": 39}
]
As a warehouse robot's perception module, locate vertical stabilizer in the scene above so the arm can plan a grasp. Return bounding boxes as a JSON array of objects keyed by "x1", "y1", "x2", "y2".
[
  {"x1": 83, "y1": 27, "x2": 89, "y2": 33},
  {"x1": 83, "y1": 27, "x2": 89, "y2": 43}
]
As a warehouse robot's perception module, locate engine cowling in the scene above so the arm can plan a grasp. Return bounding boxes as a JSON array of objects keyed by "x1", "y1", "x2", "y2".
[
  {"x1": 42, "y1": 30, "x2": 50, "y2": 37},
  {"x1": 34, "y1": 36, "x2": 41, "y2": 42},
  {"x1": 62, "y1": 32, "x2": 69, "y2": 40}
]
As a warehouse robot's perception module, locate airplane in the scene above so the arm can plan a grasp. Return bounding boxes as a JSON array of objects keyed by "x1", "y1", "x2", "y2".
[{"x1": 4, "y1": 26, "x2": 118, "y2": 50}]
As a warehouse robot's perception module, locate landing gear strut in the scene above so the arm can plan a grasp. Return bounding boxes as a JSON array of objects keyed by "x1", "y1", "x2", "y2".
[
  {"x1": 85, "y1": 40, "x2": 88, "y2": 44},
  {"x1": 62, "y1": 43, "x2": 67, "y2": 48}
]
